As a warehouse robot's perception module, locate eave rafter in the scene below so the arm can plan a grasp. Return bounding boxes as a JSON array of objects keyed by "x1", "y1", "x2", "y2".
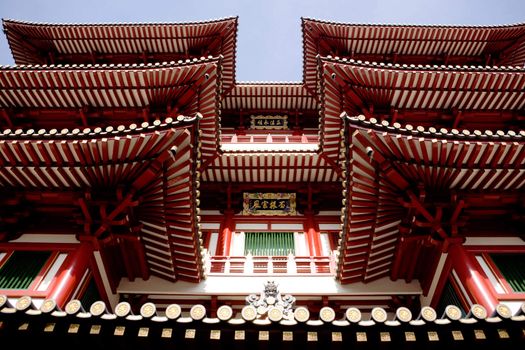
[
  {"x1": 0, "y1": 59, "x2": 222, "y2": 161},
  {"x1": 303, "y1": 17, "x2": 525, "y2": 92},
  {"x1": 320, "y1": 59, "x2": 525, "y2": 166},
  {"x1": 0, "y1": 116, "x2": 203, "y2": 283},
  {"x1": 338, "y1": 113, "x2": 525, "y2": 284},
  {"x1": 3, "y1": 17, "x2": 238, "y2": 92}
]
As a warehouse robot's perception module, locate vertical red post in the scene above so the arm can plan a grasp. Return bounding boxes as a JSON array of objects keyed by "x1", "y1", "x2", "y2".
[
  {"x1": 304, "y1": 184, "x2": 321, "y2": 257},
  {"x1": 446, "y1": 243, "x2": 499, "y2": 312},
  {"x1": 304, "y1": 212, "x2": 321, "y2": 257},
  {"x1": 48, "y1": 242, "x2": 93, "y2": 308},
  {"x1": 220, "y1": 210, "x2": 235, "y2": 256},
  {"x1": 218, "y1": 184, "x2": 234, "y2": 256}
]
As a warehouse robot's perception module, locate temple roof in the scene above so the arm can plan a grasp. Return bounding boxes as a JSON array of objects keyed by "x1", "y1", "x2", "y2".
[
  {"x1": 0, "y1": 58, "x2": 221, "y2": 158},
  {"x1": 201, "y1": 152, "x2": 339, "y2": 183},
  {"x1": 0, "y1": 117, "x2": 203, "y2": 282},
  {"x1": 303, "y1": 18, "x2": 525, "y2": 92},
  {"x1": 319, "y1": 58, "x2": 525, "y2": 163},
  {"x1": 1, "y1": 296, "x2": 524, "y2": 348},
  {"x1": 2, "y1": 17, "x2": 238, "y2": 92},
  {"x1": 222, "y1": 83, "x2": 317, "y2": 111},
  {"x1": 338, "y1": 115, "x2": 525, "y2": 283},
  {"x1": 323, "y1": 57, "x2": 525, "y2": 112}
]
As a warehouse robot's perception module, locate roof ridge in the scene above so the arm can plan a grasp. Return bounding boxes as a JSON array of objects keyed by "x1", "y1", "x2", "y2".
[
  {"x1": 0, "y1": 55, "x2": 221, "y2": 70},
  {"x1": 322, "y1": 55, "x2": 525, "y2": 72},
  {"x1": 301, "y1": 17, "x2": 525, "y2": 29},
  {"x1": 2, "y1": 16, "x2": 238, "y2": 28},
  {"x1": 0, "y1": 114, "x2": 201, "y2": 140},
  {"x1": 235, "y1": 81, "x2": 304, "y2": 85},
  {"x1": 343, "y1": 113, "x2": 525, "y2": 141}
]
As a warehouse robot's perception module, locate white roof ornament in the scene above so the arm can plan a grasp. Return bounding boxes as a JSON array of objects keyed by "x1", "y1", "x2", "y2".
[{"x1": 245, "y1": 281, "x2": 296, "y2": 321}]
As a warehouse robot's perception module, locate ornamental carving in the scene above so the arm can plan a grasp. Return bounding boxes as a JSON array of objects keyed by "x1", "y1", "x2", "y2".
[{"x1": 245, "y1": 281, "x2": 296, "y2": 319}]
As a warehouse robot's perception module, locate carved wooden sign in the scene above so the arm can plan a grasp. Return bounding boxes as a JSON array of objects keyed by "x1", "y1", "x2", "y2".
[
  {"x1": 250, "y1": 115, "x2": 288, "y2": 130},
  {"x1": 242, "y1": 193, "x2": 296, "y2": 216}
]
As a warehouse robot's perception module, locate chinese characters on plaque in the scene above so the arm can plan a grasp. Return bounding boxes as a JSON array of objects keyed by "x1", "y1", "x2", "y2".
[
  {"x1": 250, "y1": 115, "x2": 288, "y2": 130},
  {"x1": 242, "y1": 193, "x2": 296, "y2": 216}
]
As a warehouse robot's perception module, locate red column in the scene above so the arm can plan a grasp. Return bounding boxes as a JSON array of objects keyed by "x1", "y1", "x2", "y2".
[
  {"x1": 446, "y1": 243, "x2": 499, "y2": 312},
  {"x1": 304, "y1": 211, "x2": 321, "y2": 256},
  {"x1": 48, "y1": 242, "x2": 93, "y2": 308},
  {"x1": 218, "y1": 210, "x2": 234, "y2": 255}
]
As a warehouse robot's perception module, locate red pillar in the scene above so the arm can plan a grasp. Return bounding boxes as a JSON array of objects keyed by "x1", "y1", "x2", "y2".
[
  {"x1": 48, "y1": 242, "x2": 93, "y2": 308},
  {"x1": 218, "y1": 210, "x2": 234, "y2": 255},
  {"x1": 304, "y1": 211, "x2": 321, "y2": 256},
  {"x1": 446, "y1": 243, "x2": 499, "y2": 312}
]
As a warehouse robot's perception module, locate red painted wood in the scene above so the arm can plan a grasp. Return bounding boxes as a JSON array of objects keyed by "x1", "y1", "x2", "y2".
[
  {"x1": 47, "y1": 242, "x2": 93, "y2": 308},
  {"x1": 446, "y1": 243, "x2": 499, "y2": 312}
]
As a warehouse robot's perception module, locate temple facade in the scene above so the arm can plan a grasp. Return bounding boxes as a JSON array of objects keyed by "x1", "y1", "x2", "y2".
[{"x1": 0, "y1": 17, "x2": 524, "y2": 347}]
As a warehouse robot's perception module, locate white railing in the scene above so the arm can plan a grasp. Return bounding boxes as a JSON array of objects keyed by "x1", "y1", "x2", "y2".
[{"x1": 204, "y1": 252, "x2": 336, "y2": 276}]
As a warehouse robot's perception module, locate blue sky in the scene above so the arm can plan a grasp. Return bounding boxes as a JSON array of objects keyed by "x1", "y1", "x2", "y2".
[{"x1": 0, "y1": 0, "x2": 524, "y2": 81}]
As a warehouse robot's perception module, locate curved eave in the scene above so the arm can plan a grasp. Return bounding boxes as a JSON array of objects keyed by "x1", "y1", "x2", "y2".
[
  {"x1": 0, "y1": 119, "x2": 196, "y2": 187},
  {"x1": 0, "y1": 57, "x2": 221, "y2": 109},
  {"x1": 3, "y1": 17, "x2": 238, "y2": 92},
  {"x1": 319, "y1": 58, "x2": 525, "y2": 162},
  {"x1": 201, "y1": 151, "x2": 340, "y2": 183},
  {"x1": 223, "y1": 82, "x2": 317, "y2": 110},
  {"x1": 303, "y1": 17, "x2": 525, "y2": 92},
  {"x1": 322, "y1": 57, "x2": 525, "y2": 113},
  {"x1": 338, "y1": 115, "x2": 525, "y2": 283},
  {"x1": 0, "y1": 58, "x2": 221, "y2": 159},
  {"x1": 1, "y1": 298, "x2": 524, "y2": 346},
  {"x1": 0, "y1": 118, "x2": 203, "y2": 282}
]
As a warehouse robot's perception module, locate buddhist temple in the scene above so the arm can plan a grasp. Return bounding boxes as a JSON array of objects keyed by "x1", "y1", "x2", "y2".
[{"x1": 0, "y1": 17, "x2": 524, "y2": 348}]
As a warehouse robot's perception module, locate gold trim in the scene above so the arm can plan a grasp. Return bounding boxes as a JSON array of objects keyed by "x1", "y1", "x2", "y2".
[
  {"x1": 380, "y1": 332, "x2": 391, "y2": 342},
  {"x1": 65, "y1": 299, "x2": 82, "y2": 315},
  {"x1": 161, "y1": 328, "x2": 173, "y2": 338},
  {"x1": 90, "y1": 301, "x2": 106, "y2": 316},
  {"x1": 16, "y1": 296, "x2": 32, "y2": 311},
  {"x1": 452, "y1": 330, "x2": 464, "y2": 341},
  {"x1": 140, "y1": 303, "x2": 156, "y2": 318},
  {"x1": 498, "y1": 329, "x2": 510, "y2": 339},
  {"x1": 235, "y1": 330, "x2": 245, "y2": 340},
  {"x1": 165, "y1": 304, "x2": 181, "y2": 320},
  {"x1": 428, "y1": 331, "x2": 439, "y2": 341},
  {"x1": 138, "y1": 327, "x2": 149, "y2": 337},
  {"x1": 294, "y1": 307, "x2": 310, "y2": 322},
  {"x1": 496, "y1": 304, "x2": 512, "y2": 319},
  {"x1": 242, "y1": 192, "x2": 296, "y2": 216},
  {"x1": 356, "y1": 332, "x2": 367, "y2": 342},
  {"x1": 114, "y1": 326, "x2": 125, "y2": 336},
  {"x1": 68, "y1": 324, "x2": 80, "y2": 334},
  {"x1": 319, "y1": 306, "x2": 336, "y2": 322},
  {"x1": 44, "y1": 323, "x2": 55, "y2": 333},
  {"x1": 250, "y1": 115, "x2": 288, "y2": 130},
  {"x1": 90, "y1": 325, "x2": 101, "y2": 335},
  {"x1": 474, "y1": 329, "x2": 486, "y2": 340},
  {"x1": 259, "y1": 331, "x2": 269, "y2": 341},
  {"x1": 405, "y1": 332, "x2": 416, "y2": 341},
  {"x1": 190, "y1": 304, "x2": 206, "y2": 320},
  {"x1": 185, "y1": 329, "x2": 196, "y2": 339},
  {"x1": 346, "y1": 307, "x2": 361, "y2": 323},
  {"x1": 332, "y1": 332, "x2": 342, "y2": 342},
  {"x1": 40, "y1": 299, "x2": 56, "y2": 313},
  {"x1": 283, "y1": 331, "x2": 293, "y2": 341},
  {"x1": 217, "y1": 305, "x2": 233, "y2": 321},
  {"x1": 307, "y1": 332, "x2": 318, "y2": 342},
  {"x1": 210, "y1": 330, "x2": 221, "y2": 340}
]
